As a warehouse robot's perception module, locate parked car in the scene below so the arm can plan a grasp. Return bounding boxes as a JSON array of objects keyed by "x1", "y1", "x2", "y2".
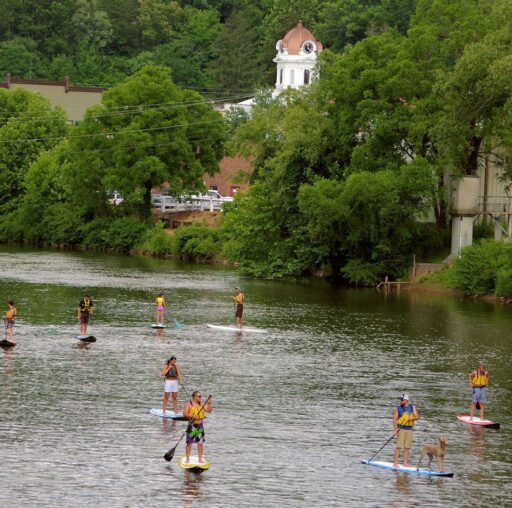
[{"x1": 108, "y1": 191, "x2": 124, "y2": 206}]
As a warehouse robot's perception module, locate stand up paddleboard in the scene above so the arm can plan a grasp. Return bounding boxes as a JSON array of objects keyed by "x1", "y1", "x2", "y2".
[
  {"x1": 457, "y1": 414, "x2": 500, "y2": 429},
  {"x1": 362, "y1": 460, "x2": 454, "y2": 477},
  {"x1": 151, "y1": 324, "x2": 166, "y2": 329},
  {"x1": 0, "y1": 340, "x2": 16, "y2": 349},
  {"x1": 206, "y1": 324, "x2": 268, "y2": 334},
  {"x1": 149, "y1": 408, "x2": 187, "y2": 420},
  {"x1": 178, "y1": 456, "x2": 210, "y2": 471},
  {"x1": 76, "y1": 335, "x2": 96, "y2": 343}
]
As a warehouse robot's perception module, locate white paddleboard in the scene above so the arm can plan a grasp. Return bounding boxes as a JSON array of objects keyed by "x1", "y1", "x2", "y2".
[
  {"x1": 362, "y1": 459, "x2": 454, "y2": 477},
  {"x1": 178, "y1": 455, "x2": 210, "y2": 471},
  {"x1": 457, "y1": 414, "x2": 500, "y2": 428},
  {"x1": 149, "y1": 408, "x2": 185, "y2": 419},
  {"x1": 76, "y1": 335, "x2": 96, "y2": 343},
  {"x1": 151, "y1": 324, "x2": 166, "y2": 329},
  {"x1": 206, "y1": 324, "x2": 268, "y2": 334}
]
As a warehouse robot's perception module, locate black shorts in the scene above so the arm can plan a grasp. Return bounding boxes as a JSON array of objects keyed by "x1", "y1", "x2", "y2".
[
  {"x1": 235, "y1": 303, "x2": 243, "y2": 318},
  {"x1": 80, "y1": 312, "x2": 90, "y2": 324}
]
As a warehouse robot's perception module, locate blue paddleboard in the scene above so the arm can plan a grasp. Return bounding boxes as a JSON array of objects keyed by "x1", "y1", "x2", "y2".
[
  {"x1": 149, "y1": 408, "x2": 186, "y2": 420},
  {"x1": 361, "y1": 459, "x2": 454, "y2": 477}
]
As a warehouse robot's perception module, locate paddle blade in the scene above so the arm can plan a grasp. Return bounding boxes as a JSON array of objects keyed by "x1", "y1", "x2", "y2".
[
  {"x1": 164, "y1": 446, "x2": 177, "y2": 462},
  {"x1": 173, "y1": 319, "x2": 184, "y2": 330}
]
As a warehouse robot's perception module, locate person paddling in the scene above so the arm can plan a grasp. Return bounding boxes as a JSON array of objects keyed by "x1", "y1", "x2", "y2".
[
  {"x1": 77, "y1": 294, "x2": 93, "y2": 336},
  {"x1": 183, "y1": 391, "x2": 213, "y2": 464},
  {"x1": 4, "y1": 301, "x2": 17, "y2": 343},
  {"x1": 233, "y1": 287, "x2": 245, "y2": 328},
  {"x1": 155, "y1": 293, "x2": 166, "y2": 325},
  {"x1": 161, "y1": 356, "x2": 183, "y2": 415},
  {"x1": 469, "y1": 364, "x2": 489, "y2": 420},
  {"x1": 393, "y1": 393, "x2": 419, "y2": 468}
]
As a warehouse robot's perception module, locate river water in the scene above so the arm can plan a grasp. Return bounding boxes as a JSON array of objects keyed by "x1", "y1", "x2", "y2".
[{"x1": 0, "y1": 247, "x2": 511, "y2": 507}]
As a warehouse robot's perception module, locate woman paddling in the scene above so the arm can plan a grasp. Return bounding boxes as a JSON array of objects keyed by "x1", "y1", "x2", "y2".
[
  {"x1": 162, "y1": 356, "x2": 183, "y2": 415},
  {"x1": 155, "y1": 293, "x2": 166, "y2": 325},
  {"x1": 183, "y1": 391, "x2": 213, "y2": 464},
  {"x1": 4, "y1": 301, "x2": 17, "y2": 343}
]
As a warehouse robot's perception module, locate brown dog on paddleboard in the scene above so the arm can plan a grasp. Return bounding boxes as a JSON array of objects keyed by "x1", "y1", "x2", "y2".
[{"x1": 417, "y1": 437, "x2": 447, "y2": 472}]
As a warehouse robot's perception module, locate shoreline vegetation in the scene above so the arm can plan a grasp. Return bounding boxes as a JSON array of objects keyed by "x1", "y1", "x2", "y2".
[{"x1": 2, "y1": 2, "x2": 512, "y2": 294}]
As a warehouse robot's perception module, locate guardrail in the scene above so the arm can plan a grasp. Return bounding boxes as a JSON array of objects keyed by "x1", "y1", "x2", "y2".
[{"x1": 151, "y1": 195, "x2": 227, "y2": 212}]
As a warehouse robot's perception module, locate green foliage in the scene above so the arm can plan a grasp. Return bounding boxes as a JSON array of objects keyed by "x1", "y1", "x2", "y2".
[
  {"x1": 100, "y1": 217, "x2": 147, "y2": 252},
  {"x1": 173, "y1": 223, "x2": 220, "y2": 261},
  {"x1": 451, "y1": 240, "x2": 512, "y2": 295},
  {"x1": 495, "y1": 268, "x2": 512, "y2": 298},
  {"x1": 137, "y1": 221, "x2": 174, "y2": 256}
]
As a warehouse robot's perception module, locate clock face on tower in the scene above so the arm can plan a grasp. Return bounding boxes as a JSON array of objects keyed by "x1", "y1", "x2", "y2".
[{"x1": 302, "y1": 41, "x2": 315, "y2": 54}]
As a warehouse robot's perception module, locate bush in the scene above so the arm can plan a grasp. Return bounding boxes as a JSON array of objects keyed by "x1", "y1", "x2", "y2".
[
  {"x1": 137, "y1": 221, "x2": 174, "y2": 256},
  {"x1": 101, "y1": 217, "x2": 147, "y2": 252},
  {"x1": 451, "y1": 240, "x2": 512, "y2": 295},
  {"x1": 80, "y1": 218, "x2": 111, "y2": 249},
  {"x1": 173, "y1": 223, "x2": 220, "y2": 261},
  {"x1": 496, "y1": 268, "x2": 512, "y2": 297}
]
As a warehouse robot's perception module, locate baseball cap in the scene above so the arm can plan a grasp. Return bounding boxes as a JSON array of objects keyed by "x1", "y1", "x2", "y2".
[{"x1": 398, "y1": 393, "x2": 410, "y2": 401}]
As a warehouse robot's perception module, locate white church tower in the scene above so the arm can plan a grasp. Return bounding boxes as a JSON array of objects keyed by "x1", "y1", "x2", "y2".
[{"x1": 273, "y1": 20, "x2": 323, "y2": 92}]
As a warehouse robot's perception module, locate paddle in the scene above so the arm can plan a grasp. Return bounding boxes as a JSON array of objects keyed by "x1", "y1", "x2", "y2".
[
  {"x1": 173, "y1": 318, "x2": 184, "y2": 330},
  {"x1": 163, "y1": 395, "x2": 212, "y2": 462},
  {"x1": 366, "y1": 430, "x2": 400, "y2": 463}
]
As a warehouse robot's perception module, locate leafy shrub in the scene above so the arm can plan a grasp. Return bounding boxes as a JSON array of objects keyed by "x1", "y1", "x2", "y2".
[
  {"x1": 137, "y1": 221, "x2": 174, "y2": 256},
  {"x1": 496, "y1": 269, "x2": 512, "y2": 297},
  {"x1": 44, "y1": 203, "x2": 83, "y2": 244},
  {"x1": 101, "y1": 217, "x2": 147, "y2": 252},
  {"x1": 80, "y1": 218, "x2": 111, "y2": 249},
  {"x1": 173, "y1": 223, "x2": 220, "y2": 261},
  {"x1": 451, "y1": 240, "x2": 512, "y2": 295}
]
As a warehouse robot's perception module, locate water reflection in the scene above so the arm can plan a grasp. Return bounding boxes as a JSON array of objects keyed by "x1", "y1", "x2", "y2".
[
  {"x1": 468, "y1": 425, "x2": 487, "y2": 460},
  {"x1": 183, "y1": 469, "x2": 204, "y2": 503}
]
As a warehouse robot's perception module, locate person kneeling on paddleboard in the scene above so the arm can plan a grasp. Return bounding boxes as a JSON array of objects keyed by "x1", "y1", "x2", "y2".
[
  {"x1": 162, "y1": 356, "x2": 183, "y2": 415},
  {"x1": 469, "y1": 364, "x2": 489, "y2": 421},
  {"x1": 183, "y1": 391, "x2": 213, "y2": 464},
  {"x1": 393, "y1": 393, "x2": 419, "y2": 468}
]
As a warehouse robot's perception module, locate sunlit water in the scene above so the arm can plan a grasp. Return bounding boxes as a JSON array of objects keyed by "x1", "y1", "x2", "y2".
[{"x1": 0, "y1": 247, "x2": 511, "y2": 507}]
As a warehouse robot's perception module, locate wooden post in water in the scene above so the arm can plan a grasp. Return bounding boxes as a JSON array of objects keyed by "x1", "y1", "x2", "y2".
[{"x1": 384, "y1": 275, "x2": 389, "y2": 292}]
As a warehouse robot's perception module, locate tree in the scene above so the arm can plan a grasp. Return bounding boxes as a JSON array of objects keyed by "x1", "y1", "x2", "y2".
[
  {"x1": 208, "y1": 8, "x2": 265, "y2": 94},
  {"x1": 66, "y1": 65, "x2": 225, "y2": 219},
  {"x1": 0, "y1": 88, "x2": 68, "y2": 218},
  {"x1": 0, "y1": 38, "x2": 43, "y2": 78}
]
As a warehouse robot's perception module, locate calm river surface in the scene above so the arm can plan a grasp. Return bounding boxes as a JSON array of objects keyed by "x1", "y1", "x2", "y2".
[{"x1": 0, "y1": 247, "x2": 511, "y2": 507}]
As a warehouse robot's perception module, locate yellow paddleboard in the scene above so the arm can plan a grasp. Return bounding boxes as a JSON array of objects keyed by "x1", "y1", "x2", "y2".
[{"x1": 178, "y1": 456, "x2": 210, "y2": 471}]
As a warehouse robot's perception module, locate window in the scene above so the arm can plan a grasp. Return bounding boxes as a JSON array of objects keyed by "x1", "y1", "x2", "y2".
[
  {"x1": 279, "y1": 69, "x2": 283, "y2": 84},
  {"x1": 209, "y1": 185, "x2": 218, "y2": 190},
  {"x1": 290, "y1": 69, "x2": 295, "y2": 85},
  {"x1": 304, "y1": 69, "x2": 310, "y2": 85}
]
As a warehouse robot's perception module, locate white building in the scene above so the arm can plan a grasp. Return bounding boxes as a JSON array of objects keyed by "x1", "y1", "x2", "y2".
[
  {"x1": 222, "y1": 20, "x2": 322, "y2": 113},
  {"x1": 274, "y1": 20, "x2": 323, "y2": 92}
]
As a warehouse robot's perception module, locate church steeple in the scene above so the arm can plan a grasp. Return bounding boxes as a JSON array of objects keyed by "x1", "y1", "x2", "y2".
[{"x1": 273, "y1": 21, "x2": 323, "y2": 92}]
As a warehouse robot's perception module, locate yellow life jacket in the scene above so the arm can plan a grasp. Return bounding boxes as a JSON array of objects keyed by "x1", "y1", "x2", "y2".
[
  {"x1": 81, "y1": 298, "x2": 92, "y2": 311},
  {"x1": 396, "y1": 405, "x2": 415, "y2": 428},
  {"x1": 473, "y1": 371, "x2": 488, "y2": 387},
  {"x1": 234, "y1": 293, "x2": 244, "y2": 304},
  {"x1": 188, "y1": 404, "x2": 205, "y2": 420},
  {"x1": 156, "y1": 297, "x2": 165, "y2": 306},
  {"x1": 5, "y1": 307, "x2": 15, "y2": 319}
]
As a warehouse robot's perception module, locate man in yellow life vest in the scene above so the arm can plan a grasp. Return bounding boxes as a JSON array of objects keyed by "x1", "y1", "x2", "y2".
[
  {"x1": 183, "y1": 391, "x2": 213, "y2": 464},
  {"x1": 393, "y1": 393, "x2": 419, "y2": 468},
  {"x1": 233, "y1": 287, "x2": 244, "y2": 328},
  {"x1": 469, "y1": 364, "x2": 489, "y2": 420},
  {"x1": 77, "y1": 294, "x2": 94, "y2": 336}
]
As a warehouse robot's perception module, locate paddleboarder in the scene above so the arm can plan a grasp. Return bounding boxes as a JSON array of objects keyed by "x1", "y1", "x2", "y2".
[
  {"x1": 469, "y1": 364, "x2": 489, "y2": 421},
  {"x1": 393, "y1": 393, "x2": 419, "y2": 468},
  {"x1": 183, "y1": 391, "x2": 213, "y2": 464},
  {"x1": 3, "y1": 301, "x2": 17, "y2": 343},
  {"x1": 162, "y1": 356, "x2": 183, "y2": 415},
  {"x1": 233, "y1": 287, "x2": 245, "y2": 328},
  {"x1": 155, "y1": 293, "x2": 166, "y2": 325},
  {"x1": 77, "y1": 294, "x2": 93, "y2": 336}
]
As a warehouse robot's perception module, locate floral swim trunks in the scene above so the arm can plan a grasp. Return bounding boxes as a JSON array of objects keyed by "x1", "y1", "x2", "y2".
[{"x1": 186, "y1": 423, "x2": 205, "y2": 444}]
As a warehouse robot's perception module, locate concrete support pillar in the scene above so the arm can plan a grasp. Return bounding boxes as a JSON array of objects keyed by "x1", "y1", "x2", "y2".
[{"x1": 451, "y1": 216, "x2": 475, "y2": 258}]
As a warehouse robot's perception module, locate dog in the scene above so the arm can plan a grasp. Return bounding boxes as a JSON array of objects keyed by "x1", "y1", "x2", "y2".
[{"x1": 417, "y1": 437, "x2": 447, "y2": 472}]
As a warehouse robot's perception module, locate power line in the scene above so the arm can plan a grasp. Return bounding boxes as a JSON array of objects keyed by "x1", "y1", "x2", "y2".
[
  {"x1": 0, "y1": 93, "x2": 254, "y2": 124},
  {"x1": 0, "y1": 118, "x2": 226, "y2": 144}
]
